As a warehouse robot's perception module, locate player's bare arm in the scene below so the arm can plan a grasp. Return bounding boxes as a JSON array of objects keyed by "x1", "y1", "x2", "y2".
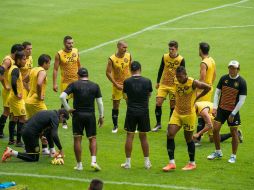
[
  {"x1": 53, "y1": 53, "x2": 60, "y2": 92},
  {"x1": 106, "y1": 59, "x2": 122, "y2": 90},
  {"x1": 193, "y1": 80, "x2": 211, "y2": 100},
  {"x1": 199, "y1": 62, "x2": 207, "y2": 82},
  {"x1": 37, "y1": 70, "x2": 47, "y2": 100}
]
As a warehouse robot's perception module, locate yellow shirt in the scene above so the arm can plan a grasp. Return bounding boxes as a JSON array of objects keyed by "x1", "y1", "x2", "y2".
[
  {"x1": 175, "y1": 77, "x2": 196, "y2": 115},
  {"x1": 58, "y1": 48, "x2": 79, "y2": 84},
  {"x1": 2, "y1": 55, "x2": 15, "y2": 88},
  {"x1": 160, "y1": 54, "x2": 184, "y2": 87},
  {"x1": 195, "y1": 101, "x2": 213, "y2": 115},
  {"x1": 8, "y1": 65, "x2": 23, "y2": 98},
  {"x1": 20, "y1": 56, "x2": 33, "y2": 79},
  {"x1": 109, "y1": 53, "x2": 131, "y2": 85}
]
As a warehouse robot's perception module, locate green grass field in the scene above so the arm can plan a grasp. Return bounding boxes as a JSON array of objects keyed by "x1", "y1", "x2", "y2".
[{"x1": 0, "y1": 0, "x2": 254, "y2": 189}]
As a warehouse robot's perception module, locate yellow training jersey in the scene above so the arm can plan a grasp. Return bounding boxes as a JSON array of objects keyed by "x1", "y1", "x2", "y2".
[
  {"x1": 20, "y1": 56, "x2": 33, "y2": 79},
  {"x1": 160, "y1": 54, "x2": 184, "y2": 87},
  {"x1": 8, "y1": 65, "x2": 24, "y2": 98},
  {"x1": 2, "y1": 55, "x2": 15, "y2": 88},
  {"x1": 109, "y1": 52, "x2": 131, "y2": 85},
  {"x1": 58, "y1": 48, "x2": 79, "y2": 84},
  {"x1": 26, "y1": 67, "x2": 47, "y2": 104},
  {"x1": 175, "y1": 77, "x2": 196, "y2": 115},
  {"x1": 195, "y1": 101, "x2": 213, "y2": 115}
]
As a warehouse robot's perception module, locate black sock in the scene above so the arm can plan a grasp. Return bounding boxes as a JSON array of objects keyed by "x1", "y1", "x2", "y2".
[
  {"x1": 187, "y1": 141, "x2": 195, "y2": 162},
  {"x1": 196, "y1": 118, "x2": 205, "y2": 141},
  {"x1": 220, "y1": 133, "x2": 232, "y2": 142},
  {"x1": 0, "y1": 115, "x2": 8, "y2": 134},
  {"x1": 167, "y1": 138, "x2": 175, "y2": 160},
  {"x1": 8, "y1": 121, "x2": 16, "y2": 141},
  {"x1": 17, "y1": 122, "x2": 24, "y2": 142},
  {"x1": 169, "y1": 108, "x2": 174, "y2": 118},
  {"x1": 112, "y1": 109, "x2": 119, "y2": 127},
  {"x1": 155, "y1": 106, "x2": 162, "y2": 125}
]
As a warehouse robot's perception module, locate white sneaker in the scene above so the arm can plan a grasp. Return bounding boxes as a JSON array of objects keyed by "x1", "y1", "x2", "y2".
[
  {"x1": 74, "y1": 165, "x2": 83, "y2": 171},
  {"x1": 207, "y1": 151, "x2": 223, "y2": 160},
  {"x1": 42, "y1": 148, "x2": 50, "y2": 155},
  {"x1": 121, "y1": 162, "x2": 131, "y2": 169},
  {"x1": 145, "y1": 161, "x2": 152, "y2": 169},
  {"x1": 62, "y1": 124, "x2": 68, "y2": 129},
  {"x1": 228, "y1": 156, "x2": 236, "y2": 163},
  {"x1": 50, "y1": 151, "x2": 56, "y2": 158},
  {"x1": 112, "y1": 126, "x2": 118, "y2": 133},
  {"x1": 91, "y1": 162, "x2": 101, "y2": 171}
]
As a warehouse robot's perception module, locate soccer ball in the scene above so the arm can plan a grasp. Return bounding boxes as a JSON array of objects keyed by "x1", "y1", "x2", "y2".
[{"x1": 51, "y1": 157, "x2": 64, "y2": 165}]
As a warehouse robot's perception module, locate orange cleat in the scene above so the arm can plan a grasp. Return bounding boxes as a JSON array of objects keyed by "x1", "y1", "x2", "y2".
[
  {"x1": 182, "y1": 163, "x2": 196, "y2": 171},
  {"x1": 2, "y1": 147, "x2": 12, "y2": 162},
  {"x1": 162, "y1": 163, "x2": 176, "y2": 172}
]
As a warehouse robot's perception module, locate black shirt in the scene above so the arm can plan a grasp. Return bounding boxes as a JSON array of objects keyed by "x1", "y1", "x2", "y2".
[
  {"x1": 64, "y1": 80, "x2": 102, "y2": 112},
  {"x1": 22, "y1": 110, "x2": 62, "y2": 150},
  {"x1": 123, "y1": 76, "x2": 153, "y2": 115}
]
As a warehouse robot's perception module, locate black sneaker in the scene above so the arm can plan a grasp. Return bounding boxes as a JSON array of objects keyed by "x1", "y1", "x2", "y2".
[
  {"x1": 152, "y1": 124, "x2": 161, "y2": 132},
  {"x1": 112, "y1": 126, "x2": 118, "y2": 133}
]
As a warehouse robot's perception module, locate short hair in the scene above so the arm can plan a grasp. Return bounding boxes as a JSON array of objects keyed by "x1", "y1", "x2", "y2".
[
  {"x1": 131, "y1": 61, "x2": 141, "y2": 72},
  {"x1": 38, "y1": 54, "x2": 51, "y2": 66},
  {"x1": 63, "y1": 36, "x2": 73, "y2": 43},
  {"x1": 176, "y1": 66, "x2": 186, "y2": 75},
  {"x1": 58, "y1": 108, "x2": 69, "y2": 121},
  {"x1": 0, "y1": 66, "x2": 5, "y2": 75},
  {"x1": 77, "y1": 67, "x2": 88, "y2": 77},
  {"x1": 199, "y1": 42, "x2": 210, "y2": 55},
  {"x1": 11, "y1": 44, "x2": 24, "y2": 54},
  {"x1": 168, "y1": 40, "x2": 178, "y2": 48},
  {"x1": 15, "y1": 51, "x2": 25, "y2": 63},
  {"x1": 22, "y1": 41, "x2": 32, "y2": 49},
  {"x1": 89, "y1": 179, "x2": 103, "y2": 190}
]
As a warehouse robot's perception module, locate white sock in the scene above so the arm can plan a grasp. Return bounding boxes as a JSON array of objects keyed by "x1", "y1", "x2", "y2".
[
  {"x1": 126, "y1": 157, "x2": 131, "y2": 165},
  {"x1": 12, "y1": 150, "x2": 18, "y2": 157},
  {"x1": 91, "y1": 156, "x2": 96, "y2": 163},
  {"x1": 231, "y1": 154, "x2": 236, "y2": 158},
  {"x1": 144, "y1": 157, "x2": 150, "y2": 163},
  {"x1": 189, "y1": 161, "x2": 196, "y2": 165},
  {"x1": 50, "y1": 148, "x2": 55, "y2": 152},
  {"x1": 169, "y1": 159, "x2": 175, "y2": 164},
  {"x1": 215, "y1": 149, "x2": 222, "y2": 154},
  {"x1": 77, "y1": 162, "x2": 82, "y2": 167}
]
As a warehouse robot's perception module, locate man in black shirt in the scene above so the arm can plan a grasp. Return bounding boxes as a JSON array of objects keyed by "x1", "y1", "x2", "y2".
[
  {"x1": 121, "y1": 61, "x2": 152, "y2": 169},
  {"x1": 60, "y1": 67, "x2": 104, "y2": 171},
  {"x1": 207, "y1": 60, "x2": 247, "y2": 163},
  {"x1": 1, "y1": 109, "x2": 68, "y2": 162}
]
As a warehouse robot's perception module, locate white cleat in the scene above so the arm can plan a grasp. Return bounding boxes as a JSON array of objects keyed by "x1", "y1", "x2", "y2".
[
  {"x1": 228, "y1": 156, "x2": 236, "y2": 163},
  {"x1": 74, "y1": 165, "x2": 83, "y2": 171},
  {"x1": 121, "y1": 163, "x2": 131, "y2": 169},
  {"x1": 112, "y1": 126, "x2": 118, "y2": 133},
  {"x1": 91, "y1": 162, "x2": 101, "y2": 171},
  {"x1": 145, "y1": 161, "x2": 152, "y2": 169},
  {"x1": 207, "y1": 151, "x2": 223, "y2": 160},
  {"x1": 42, "y1": 148, "x2": 50, "y2": 155}
]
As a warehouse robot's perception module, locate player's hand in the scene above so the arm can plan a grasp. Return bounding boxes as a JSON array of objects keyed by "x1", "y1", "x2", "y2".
[
  {"x1": 57, "y1": 150, "x2": 64, "y2": 158},
  {"x1": 5, "y1": 86, "x2": 11, "y2": 91},
  {"x1": 193, "y1": 133, "x2": 200, "y2": 139},
  {"x1": 228, "y1": 113, "x2": 235, "y2": 123},
  {"x1": 53, "y1": 84, "x2": 58, "y2": 92},
  {"x1": 212, "y1": 108, "x2": 217, "y2": 117},
  {"x1": 115, "y1": 83, "x2": 123, "y2": 90},
  {"x1": 155, "y1": 83, "x2": 160, "y2": 89},
  {"x1": 41, "y1": 136, "x2": 48, "y2": 145},
  {"x1": 39, "y1": 95, "x2": 45, "y2": 101},
  {"x1": 98, "y1": 117, "x2": 104, "y2": 128},
  {"x1": 17, "y1": 93, "x2": 22, "y2": 99},
  {"x1": 68, "y1": 109, "x2": 75, "y2": 116}
]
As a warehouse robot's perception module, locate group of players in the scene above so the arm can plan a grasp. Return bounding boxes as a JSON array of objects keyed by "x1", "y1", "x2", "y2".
[{"x1": 0, "y1": 36, "x2": 247, "y2": 172}]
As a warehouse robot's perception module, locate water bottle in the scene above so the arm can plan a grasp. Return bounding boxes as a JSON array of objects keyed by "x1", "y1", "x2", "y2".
[{"x1": 0, "y1": 181, "x2": 16, "y2": 188}]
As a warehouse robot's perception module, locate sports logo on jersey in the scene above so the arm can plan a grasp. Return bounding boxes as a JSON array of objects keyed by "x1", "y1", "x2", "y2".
[
  {"x1": 72, "y1": 53, "x2": 77, "y2": 57},
  {"x1": 21, "y1": 109, "x2": 26, "y2": 114},
  {"x1": 124, "y1": 58, "x2": 128, "y2": 63},
  {"x1": 224, "y1": 80, "x2": 228, "y2": 84},
  {"x1": 234, "y1": 82, "x2": 239, "y2": 87}
]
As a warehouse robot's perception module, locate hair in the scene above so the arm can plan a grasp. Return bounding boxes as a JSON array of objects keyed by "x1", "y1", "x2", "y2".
[
  {"x1": 63, "y1": 36, "x2": 73, "y2": 43},
  {"x1": 22, "y1": 41, "x2": 32, "y2": 49},
  {"x1": 58, "y1": 108, "x2": 69, "y2": 121},
  {"x1": 89, "y1": 179, "x2": 103, "y2": 190},
  {"x1": 0, "y1": 66, "x2": 5, "y2": 75},
  {"x1": 131, "y1": 61, "x2": 141, "y2": 72},
  {"x1": 168, "y1": 40, "x2": 178, "y2": 48},
  {"x1": 176, "y1": 66, "x2": 186, "y2": 75},
  {"x1": 38, "y1": 54, "x2": 51, "y2": 66},
  {"x1": 14, "y1": 51, "x2": 25, "y2": 63},
  {"x1": 199, "y1": 42, "x2": 210, "y2": 55},
  {"x1": 77, "y1": 67, "x2": 88, "y2": 77},
  {"x1": 11, "y1": 44, "x2": 24, "y2": 54}
]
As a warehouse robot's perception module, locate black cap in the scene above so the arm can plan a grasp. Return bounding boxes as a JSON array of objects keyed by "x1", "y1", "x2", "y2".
[
  {"x1": 0, "y1": 66, "x2": 5, "y2": 75},
  {"x1": 131, "y1": 61, "x2": 141, "y2": 72},
  {"x1": 77, "y1": 67, "x2": 88, "y2": 77}
]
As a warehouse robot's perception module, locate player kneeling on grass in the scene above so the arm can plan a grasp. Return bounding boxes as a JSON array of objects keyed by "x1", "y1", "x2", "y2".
[{"x1": 1, "y1": 109, "x2": 69, "y2": 162}]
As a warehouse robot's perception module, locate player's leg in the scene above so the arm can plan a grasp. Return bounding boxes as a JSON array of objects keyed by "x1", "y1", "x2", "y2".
[
  {"x1": 16, "y1": 115, "x2": 26, "y2": 147},
  {"x1": 112, "y1": 100, "x2": 120, "y2": 133},
  {"x1": 153, "y1": 97, "x2": 164, "y2": 132},
  {"x1": 0, "y1": 107, "x2": 9, "y2": 138}
]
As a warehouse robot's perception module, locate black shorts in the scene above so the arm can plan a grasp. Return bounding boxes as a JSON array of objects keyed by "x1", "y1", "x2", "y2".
[
  {"x1": 22, "y1": 132, "x2": 40, "y2": 153},
  {"x1": 214, "y1": 107, "x2": 241, "y2": 127},
  {"x1": 72, "y1": 112, "x2": 96, "y2": 138},
  {"x1": 124, "y1": 113, "x2": 150, "y2": 133}
]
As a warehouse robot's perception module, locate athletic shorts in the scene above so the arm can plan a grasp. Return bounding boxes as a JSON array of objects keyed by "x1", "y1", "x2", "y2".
[
  {"x1": 2, "y1": 88, "x2": 10, "y2": 107},
  {"x1": 8, "y1": 96, "x2": 26, "y2": 117},
  {"x1": 61, "y1": 83, "x2": 73, "y2": 99},
  {"x1": 169, "y1": 110, "x2": 196, "y2": 131},
  {"x1": 25, "y1": 103, "x2": 47, "y2": 120},
  {"x1": 124, "y1": 113, "x2": 151, "y2": 133},
  {"x1": 214, "y1": 107, "x2": 241, "y2": 127},
  {"x1": 72, "y1": 112, "x2": 96, "y2": 138},
  {"x1": 22, "y1": 88, "x2": 29, "y2": 100},
  {"x1": 112, "y1": 85, "x2": 126, "y2": 100},
  {"x1": 22, "y1": 132, "x2": 40, "y2": 153},
  {"x1": 156, "y1": 84, "x2": 175, "y2": 99}
]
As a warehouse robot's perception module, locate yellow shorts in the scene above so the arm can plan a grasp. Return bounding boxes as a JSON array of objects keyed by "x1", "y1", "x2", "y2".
[
  {"x1": 22, "y1": 88, "x2": 29, "y2": 100},
  {"x1": 8, "y1": 96, "x2": 26, "y2": 117},
  {"x1": 25, "y1": 103, "x2": 47, "y2": 119},
  {"x1": 156, "y1": 85, "x2": 175, "y2": 99},
  {"x1": 169, "y1": 111, "x2": 196, "y2": 131},
  {"x1": 61, "y1": 83, "x2": 73, "y2": 99},
  {"x1": 2, "y1": 88, "x2": 10, "y2": 107},
  {"x1": 112, "y1": 85, "x2": 126, "y2": 100}
]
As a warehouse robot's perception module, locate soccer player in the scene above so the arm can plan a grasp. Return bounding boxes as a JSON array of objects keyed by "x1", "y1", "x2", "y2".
[
  {"x1": 0, "y1": 44, "x2": 24, "y2": 138},
  {"x1": 106, "y1": 41, "x2": 132, "y2": 133},
  {"x1": 60, "y1": 68, "x2": 104, "y2": 171},
  {"x1": 121, "y1": 61, "x2": 152, "y2": 169},
  {"x1": 7, "y1": 51, "x2": 27, "y2": 146},
  {"x1": 162, "y1": 66, "x2": 211, "y2": 171},
  {"x1": 53, "y1": 35, "x2": 81, "y2": 129},
  {"x1": 207, "y1": 60, "x2": 247, "y2": 163},
  {"x1": 153, "y1": 40, "x2": 185, "y2": 132},
  {"x1": 195, "y1": 42, "x2": 216, "y2": 142},
  {"x1": 1, "y1": 109, "x2": 68, "y2": 162},
  {"x1": 88, "y1": 179, "x2": 103, "y2": 190},
  {"x1": 20, "y1": 41, "x2": 33, "y2": 99},
  {"x1": 0, "y1": 66, "x2": 5, "y2": 82}
]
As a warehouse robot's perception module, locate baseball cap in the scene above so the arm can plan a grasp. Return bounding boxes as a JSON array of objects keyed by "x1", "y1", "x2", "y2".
[
  {"x1": 77, "y1": 67, "x2": 88, "y2": 77},
  {"x1": 228, "y1": 60, "x2": 240, "y2": 69}
]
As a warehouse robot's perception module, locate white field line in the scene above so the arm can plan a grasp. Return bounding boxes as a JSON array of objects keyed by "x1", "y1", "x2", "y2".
[
  {"x1": 151, "y1": 25, "x2": 254, "y2": 31},
  {"x1": 232, "y1": 5, "x2": 254, "y2": 8},
  {"x1": 79, "y1": 0, "x2": 249, "y2": 55},
  {"x1": 0, "y1": 172, "x2": 209, "y2": 190}
]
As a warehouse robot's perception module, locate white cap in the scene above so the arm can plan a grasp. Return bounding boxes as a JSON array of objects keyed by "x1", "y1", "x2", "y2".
[{"x1": 228, "y1": 60, "x2": 240, "y2": 68}]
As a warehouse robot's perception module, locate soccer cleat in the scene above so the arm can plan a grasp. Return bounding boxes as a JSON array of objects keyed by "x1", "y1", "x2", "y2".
[
  {"x1": 207, "y1": 151, "x2": 223, "y2": 160},
  {"x1": 238, "y1": 130, "x2": 243, "y2": 143},
  {"x1": 162, "y1": 163, "x2": 176, "y2": 172},
  {"x1": 74, "y1": 165, "x2": 83, "y2": 171},
  {"x1": 42, "y1": 148, "x2": 50, "y2": 155},
  {"x1": 2, "y1": 147, "x2": 12, "y2": 162},
  {"x1": 50, "y1": 150, "x2": 56, "y2": 158},
  {"x1": 112, "y1": 126, "x2": 118, "y2": 133},
  {"x1": 228, "y1": 156, "x2": 236, "y2": 163},
  {"x1": 144, "y1": 161, "x2": 152, "y2": 169},
  {"x1": 62, "y1": 124, "x2": 68, "y2": 129},
  {"x1": 8, "y1": 140, "x2": 15, "y2": 145},
  {"x1": 152, "y1": 124, "x2": 161, "y2": 132},
  {"x1": 121, "y1": 162, "x2": 131, "y2": 169},
  {"x1": 91, "y1": 162, "x2": 101, "y2": 171},
  {"x1": 182, "y1": 163, "x2": 196, "y2": 171},
  {"x1": 15, "y1": 141, "x2": 24, "y2": 147}
]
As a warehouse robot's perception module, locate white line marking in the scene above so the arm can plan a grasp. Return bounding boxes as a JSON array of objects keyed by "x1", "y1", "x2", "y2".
[
  {"x1": 232, "y1": 5, "x2": 254, "y2": 8},
  {"x1": 79, "y1": 0, "x2": 249, "y2": 55},
  {"x1": 0, "y1": 172, "x2": 208, "y2": 190},
  {"x1": 151, "y1": 25, "x2": 254, "y2": 31}
]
